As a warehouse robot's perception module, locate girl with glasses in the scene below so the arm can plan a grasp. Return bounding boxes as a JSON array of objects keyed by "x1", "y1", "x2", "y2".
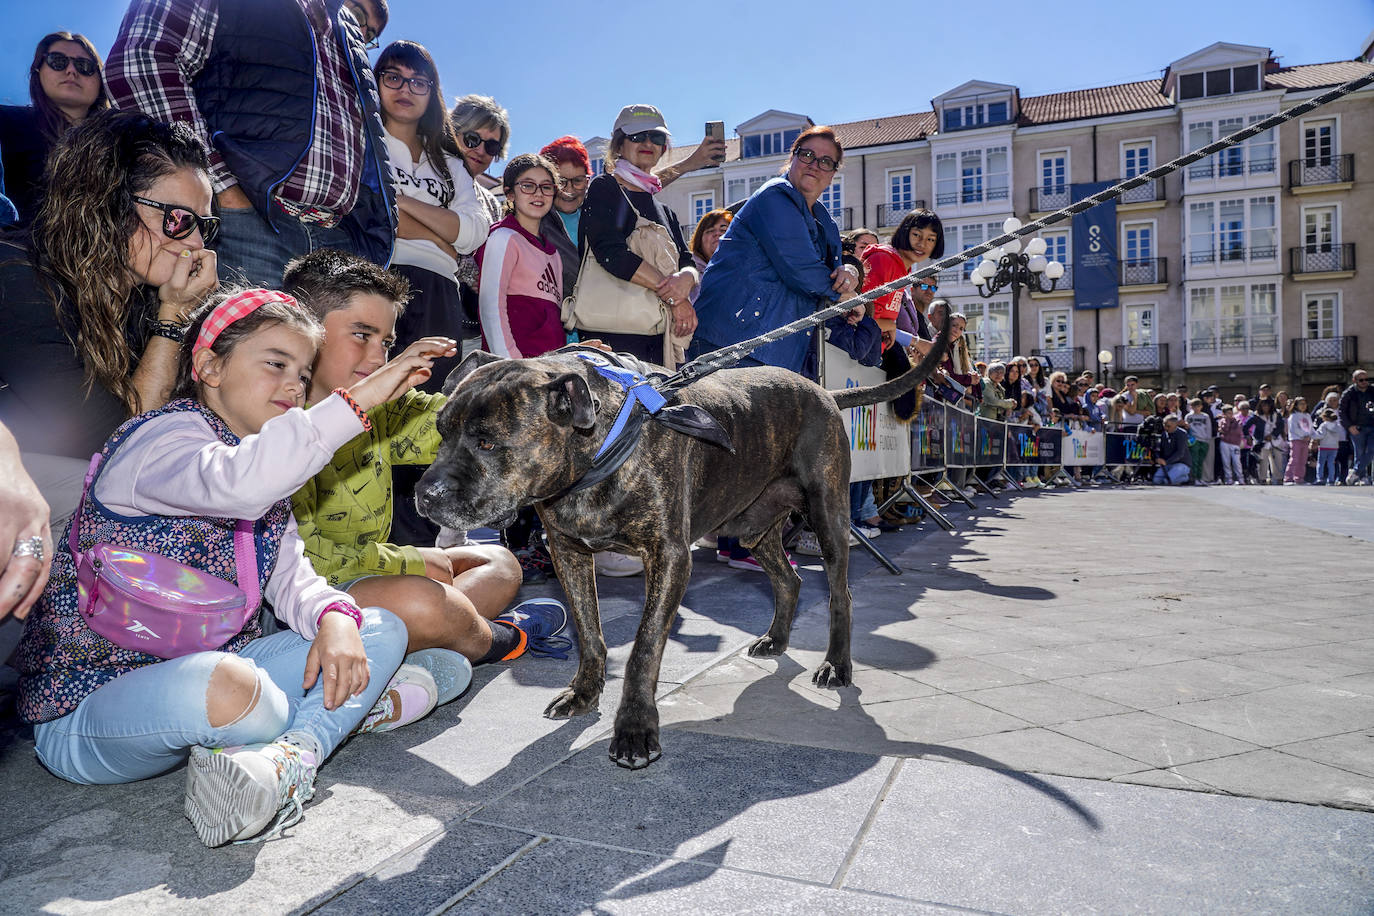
[
  {"x1": 0, "y1": 111, "x2": 220, "y2": 481},
  {"x1": 0, "y1": 31, "x2": 111, "y2": 227}
]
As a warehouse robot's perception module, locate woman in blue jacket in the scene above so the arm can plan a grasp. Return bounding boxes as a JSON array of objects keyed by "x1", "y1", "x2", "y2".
[{"x1": 692, "y1": 126, "x2": 860, "y2": 378}]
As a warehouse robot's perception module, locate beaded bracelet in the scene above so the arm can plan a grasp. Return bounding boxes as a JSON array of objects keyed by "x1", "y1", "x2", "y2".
[
  {"x1": 317, "y1": 601, "x2": 364, "y2": 630},
  {"x1": 333, "y1": 388, "x2": 373, "y2": 431},
  {"x1": 148, "y1": 320, "x2": 186, "y2": 343}
]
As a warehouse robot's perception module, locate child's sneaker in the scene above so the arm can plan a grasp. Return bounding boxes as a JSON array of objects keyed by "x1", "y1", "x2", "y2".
[
  {"x1": 497, "y1": 598, "x2": 573, "y2": 660},
  {"x1": 727, "y1": 552, "x2": 798, "y2": 572},
  {"x1": 355, "y1": 663, "x2": 439, "y2": 734},
  {"x1": 185, "y1": 739, "x2": 318, "y2": 847},
  {"x1": 715, "y1": 549, "x2": 732, "y2": 563},
  {"x1": 594, "y1": 551, "x2": 643, "y2": 577},
  {"x1": 515, "y1": 544, "x2": 555, "y2": 584},
  {"x1": 404, "y1": 648, "x2": 473, "y2": 705},
  {"x1": 793, "y1": 529, "x2": 823, "y2": 556}
]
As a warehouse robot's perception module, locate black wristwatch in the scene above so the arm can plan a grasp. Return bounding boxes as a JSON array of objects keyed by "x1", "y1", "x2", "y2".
[{"x1": 149, "y1": 319, "x2": 187, "y2": 343}]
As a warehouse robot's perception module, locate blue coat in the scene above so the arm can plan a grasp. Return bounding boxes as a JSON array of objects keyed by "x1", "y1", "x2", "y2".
[{"x1": 693, "y1": 176, "x2": 842, "y2": 374}]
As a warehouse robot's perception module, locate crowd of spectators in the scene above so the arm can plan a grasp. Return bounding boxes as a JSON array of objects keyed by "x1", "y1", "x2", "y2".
[{"x1": 1, "y1": 1, "x2": 1371, "y2": 848}]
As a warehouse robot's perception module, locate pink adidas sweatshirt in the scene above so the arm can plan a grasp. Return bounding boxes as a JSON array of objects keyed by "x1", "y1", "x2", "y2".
[{"x1": 476, "y1": 214, "x2": 565, "y2": 358}]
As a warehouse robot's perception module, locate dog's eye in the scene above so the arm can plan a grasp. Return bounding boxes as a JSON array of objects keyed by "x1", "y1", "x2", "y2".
[{"x1": 476, "y1": 438, "x2": 495, "y2": 451}]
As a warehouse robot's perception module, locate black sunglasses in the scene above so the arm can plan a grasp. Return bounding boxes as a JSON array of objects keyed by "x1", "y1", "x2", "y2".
[
  {"x1": 624, "y1": 130, "x2": 668, "y2": 146},
  {"x1": 462, "y1": 132, "x2": 502, "y2": 157},
  {"x1": 133, "y1": 196, "x2": 220, "y2": 244},
  {"x1": 41, "y1": 51, "x2": 97, "y2": 77}
]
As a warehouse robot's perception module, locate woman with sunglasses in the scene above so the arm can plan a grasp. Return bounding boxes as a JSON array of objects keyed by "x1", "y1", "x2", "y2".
[
  {"x1": 0, "y1": 110, "x2": 219, "y2": 469},
  {"x1": 692, "y1": 126, "x2": 860, "y2": 378},
  {"x1": 449, "y1": 95, "x2": 511, "y2": 351},
  {"x1": 0, "y1": 31, "x2": 111, "y2": 227},
  {"x1": 578, "y1": 104, "x2": 699, "y2": 365},
  {"x1": 375, "y1": 42, "x2": 489, "y2": 393}
]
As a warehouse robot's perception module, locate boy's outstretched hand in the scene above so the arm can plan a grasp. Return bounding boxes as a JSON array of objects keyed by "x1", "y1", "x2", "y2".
[{"x1": 348, "y1": 337, "x2": 457, "y2": 411}]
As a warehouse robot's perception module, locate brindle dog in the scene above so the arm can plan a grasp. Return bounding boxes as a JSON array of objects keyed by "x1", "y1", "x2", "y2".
[{"x1": 416, "y1": 323, "x2": 950, "y2": 768}]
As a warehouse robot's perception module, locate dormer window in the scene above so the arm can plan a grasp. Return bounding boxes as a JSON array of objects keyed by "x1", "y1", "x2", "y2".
[
  {"x1": 742, "y1": 128, "x2": 801, "y2": 159},
  {"x1": 941, "y1": 99, "x2": 1010, "y2": 132},
  {"x1": 1177, "y1": 64, "x2": 1261, "y2": 100}
]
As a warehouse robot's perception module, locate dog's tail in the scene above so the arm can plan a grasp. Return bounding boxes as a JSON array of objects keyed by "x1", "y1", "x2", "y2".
[{"x1": 831, "y1": 313, "x2": 953, "y2": 410}]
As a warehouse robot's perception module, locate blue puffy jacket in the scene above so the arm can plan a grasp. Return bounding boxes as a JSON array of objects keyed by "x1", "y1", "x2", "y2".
[{"x1": 692, "y1": 176, "x2": 842, "y2": 375}]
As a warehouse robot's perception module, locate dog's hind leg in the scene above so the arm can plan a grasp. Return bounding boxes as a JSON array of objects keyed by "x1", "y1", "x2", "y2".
[
  {"x1": 744, "y1": 520, "x2": 802, "y2": 658},
  {"x1": 543, "y1": 530, "x2": 606, "y2": 719},
  {"x1": 807, "y1": 480, "x2": 854, "y2": 689},
  {"x1": 608, "y1": 541, "x2": 693, "y2": 770}
]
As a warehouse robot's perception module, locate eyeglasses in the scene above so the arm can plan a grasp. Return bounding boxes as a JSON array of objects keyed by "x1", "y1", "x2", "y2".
[
  {"x1": 133, "y1": 195, "x2": 220, "y2": 244},
  {"x1": 915, "y1": 282, "x2": 938, "y2": 292},
  {"x1": 343, "y1": 0, "x2": 380, "y2": 49},
  {"x1": 793, "y1": 148, "x2": 839, "y2": 172},
  {"x1": 514, "y1": 180, "x2": 557, "y2": 196},
  {"x1": 624, "y1": 130, "x2": 668, "y2": 146},
  {"x1": 378, "y1": 70, "x2": 433, "y2": 95},
  {"x1": 41, "y1": 51, "x2": 97, "y2": 77},
  {"x1": 463, "y1": 132, "x2": 502, "y2": 157},
  {"x1": 559, "y1": 175, "x2": 589, "y2": 190}
]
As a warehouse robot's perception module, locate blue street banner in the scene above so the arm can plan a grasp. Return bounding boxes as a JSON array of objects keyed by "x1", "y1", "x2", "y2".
[
  {"x1": 944, "y1": 406, "x2": 976, "y2": 467},
  {"x1": 975, "y1": 418, "x2": 1006, "y2": 467},
  {"x1": 1004, "y1": 423, "x2": 1039, "y2": 466},
  {"x1": 1072, "y1": 181, "x2": 1118, "y2": 310},
  {"x1": 1036, "y1": 427, "x2": 1063, "y2": 465},
  {"x1": 1104, "y1": 431, "x2": 1154, "y2": 464},
  {"x1": 912, "y1": 398, "x2": 946, "y2": 472}
]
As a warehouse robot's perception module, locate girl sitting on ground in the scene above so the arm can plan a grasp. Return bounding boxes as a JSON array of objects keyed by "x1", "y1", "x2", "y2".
[{"x1": 14, "y1": 289, "x2": 458, "y2": 848}]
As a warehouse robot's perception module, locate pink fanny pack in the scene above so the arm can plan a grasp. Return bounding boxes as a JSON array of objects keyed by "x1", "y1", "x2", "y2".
[{"x1": 72, "y1": 453, "x2": 260, "y2": 659}]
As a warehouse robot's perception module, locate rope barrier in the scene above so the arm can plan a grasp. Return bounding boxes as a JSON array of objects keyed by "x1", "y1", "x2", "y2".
[{"x1": 665, "y1": 68, "x2": 1374, "y2": 387}]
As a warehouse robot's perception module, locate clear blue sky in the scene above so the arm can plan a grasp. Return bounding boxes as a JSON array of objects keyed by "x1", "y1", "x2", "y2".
[{"x1": 3, "y1": 0, "x2": 1370, "y2": 164}]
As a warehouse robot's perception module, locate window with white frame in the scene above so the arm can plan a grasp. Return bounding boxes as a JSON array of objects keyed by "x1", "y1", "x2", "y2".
[
  {"x1": 941, "y1": 99, "x2": 1010, "y2": 131},
  {"x1": 1125, "y1": 305, "x2": 1155, "y2": 346},
  {"x1": 748, "y1": 175, "x2": 768, "y2": 195},
  {"x1": 1123, "y1": 141, "x2": 1152, "y2": 178},
  {"x1": 1303, "y1": 119, "x2": 1335, "y2": 165},
  {"x1": 1121, "y1": 221, "x2": 1157, "y2": 284},
  {"x1": 1187, "y1": 116, "x2": 1277, "y2": 178},
  {"x1": 689, "y1": 192, "x2": 714, "y2": 230},
  {"x1": 741, "y1": 129, "x2": 801, "y2": 159},
  {"x1": 935, "y1": 153, "x2": 957, "y2": 207},
  {"x1": 726, "y1": 178, "x2": 748, "y2": 204},
  {"x1": 1176, "y1": 64, "x2": 1261, "y2": 100},
  {"x1": 1040, "y1": 308, "x2": 1071, "y2": 351},
  {"x1": 939, "y1": 147, "x2": 1009, "y2": 205},
  {"x1": 1042, "y1": 229, "x2": 1070, "y2": 286},
  {"x1": 1038, "y1": 151, "x2": 1069, "y2": 209},
  {"x1": 965, "y1": 300, "x2": 1012, "y2": 362},
  {"x1": 1301, "y1": 205, "x2": 1341, "y2": 272},
  {"x1": 1187, "y1": 281, "x2": 1278, "y2": 356},
  {"x1": 590, "y1": 157, "x2": 604, "y2": 176},
  {"x1": 820, "y1": 177, "x2": 844, "y2": 225},
  {"x1": 1187, "y1": 196, "x2": 1275, "y2": 263},
  {"x1": 887, "y1": 169, "x2": 914, "y2": 224},
  {"x1": 1303, "y1": 292, "x2": 1340, "y2": 339},
  {"x1": 939, "y1": 221, "x2": 1002, "y2": 284}
]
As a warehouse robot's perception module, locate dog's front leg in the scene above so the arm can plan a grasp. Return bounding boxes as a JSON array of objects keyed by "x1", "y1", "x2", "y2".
[
  {"x1": 609, "y1": 542, "x2": 692, "y2": 769},
  {"x1": 543, "y1": 530, "x2": 606, "y2": 719}
]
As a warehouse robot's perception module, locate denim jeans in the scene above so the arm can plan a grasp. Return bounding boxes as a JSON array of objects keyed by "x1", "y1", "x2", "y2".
[
  {"x1": 1153, "y1": 462, "x2": 1190, "y2": 485},
  {"x1": 33, "y1": 608, "x2": 407, "y2": 785},
  {"x1": 214, "y1": 205, "x2": 362, "y2": 289},
  {"x1": 1352, "y1": 427, "x2": 1374, "y2": 480},
  {"x1": 849, "y1": 481, "x2": 878, "y2": 522},
  {"x1": 1317, "y1": 448, "x2": 1337, "y2": 484}
]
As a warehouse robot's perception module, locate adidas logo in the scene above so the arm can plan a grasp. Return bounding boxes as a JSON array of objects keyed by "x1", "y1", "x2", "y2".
[
  {"x1": 126, "y1": 620, "x2": 161, "y2": 639},
  {"x1": 537, "y1": 262, "x2": 559, "y2": 296}
]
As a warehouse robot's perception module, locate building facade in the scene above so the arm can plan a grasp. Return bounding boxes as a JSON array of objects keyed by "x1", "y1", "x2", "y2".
[{"x1": 653, "y1": 42, "x2": 1372, "y2": 402}]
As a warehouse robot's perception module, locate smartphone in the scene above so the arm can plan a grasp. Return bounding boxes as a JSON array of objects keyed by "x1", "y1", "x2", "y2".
[{"x1": 705, "y1": 121, "x2": 725, "y2": 165}]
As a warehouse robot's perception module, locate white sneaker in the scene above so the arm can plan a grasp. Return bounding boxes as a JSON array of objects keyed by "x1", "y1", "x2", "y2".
[
  {"x1": 793, "y1": 530, "x2": 823, "y2": 556},
  {"x1": 185, "y1": 739, "x2": 318, "y2": 847},
  {"x1": 693, "y1": 536, "x2": 716, "y2": 550},
  {"x1": 594, "y1": 551, "x2": 644, "y2": 577},
  {"x1": 355, "y1": 663, "x2": 440, "y2": 734},
  {"x1": 853, "y1": 524, "x2": 880, "y2": 539},
  {"x1": 1347, "y1": 471, "x2": 1359, "y2": 485}
]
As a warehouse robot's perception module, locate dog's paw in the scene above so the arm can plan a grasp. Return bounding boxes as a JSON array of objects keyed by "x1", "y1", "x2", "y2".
[
  {"x1": 747, "y1": 634, "x2": 788, "y2": 657},
  {"x1": 608, "y1": 726, "x2": 662, "y2": 770},
  {"x1": 812, "y1": 659, "x2": 853, "y2": 688},
  {"x1": 544, "y1": 688, "x2": 599, "y2": 719}
]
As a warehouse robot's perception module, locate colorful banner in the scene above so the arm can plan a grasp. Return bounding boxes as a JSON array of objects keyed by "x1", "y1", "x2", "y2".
[
  {"x1": 944, "y1": 406, "x2": 976, "y2": 467},
  {"x1": 912, "y1": 397, "x2": 945, "y2": 472},
  {"x1": 1004, "y1": 423, "x2": 1040, "y2": 466},
  {"x1": 975, "y1": 418, "x2": 1006, "y2": 467},
  {"x1": 822, "y1": 344, "x2": 912, "y2": 482},
  {"x1": 1071, "y1": 180, "x2": 1118, "y2": 311},
  {"x1": 1062, "y1": 428, "x2": 1105, "y2": 466},
  {"x1": 1104, "y1": 431, "x2": 1154, "y2": 464}
]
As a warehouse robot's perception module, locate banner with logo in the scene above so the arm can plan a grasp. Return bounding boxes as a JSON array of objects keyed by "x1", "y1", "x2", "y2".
[
  {"x1": 944, "y1": 405, "x2": 976, "y2": 467},
  {"x1": 1104, "y1": 431, "x2": 1154, "y2": 464},
  {"x1": 822, "y1": 344, "x2": 912, "y2": 482},
  {"x1": 1071, "y1": 180, "x2": 1118, "y2": 311},
  {"x1": 1004, "y1": 423, "x2": 1039, "y2": 466},
  {"x1": 912, "y1": 397, "x2": 945, "y2": 472},
  {"x1": 1062, "y1": 428, "x2": 1105, "y2": 467},
  {"x1": 1036, "y1": 427, "x2": 1063, "y2": 465},
  {"x1": 975, "y1": 418, "x2": 1006, "y2": 467}
]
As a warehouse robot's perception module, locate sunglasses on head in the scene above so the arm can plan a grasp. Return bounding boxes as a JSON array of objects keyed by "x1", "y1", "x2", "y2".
[
  {"x1": 624, "y1": 130, "x2": 668, "y2": 146},
  {"x1": 41, "y1": 51, "x2": 97, "y2": 77},
  {"x1": 133, "y1": 196, "x2": 220, "y2": 244},
  {"x1": 462, "y1": 132, "x2": 502, "y2": 157}
]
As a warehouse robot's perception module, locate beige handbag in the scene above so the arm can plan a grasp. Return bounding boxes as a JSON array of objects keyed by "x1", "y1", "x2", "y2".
[{"x1": 561, "y1": 216, "x2": 679, "y2": 337}]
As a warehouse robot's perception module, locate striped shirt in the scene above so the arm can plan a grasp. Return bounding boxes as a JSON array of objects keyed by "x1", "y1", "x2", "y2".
[{"x1": 106, "y1": 0, "x2": 365, "y2": 216}]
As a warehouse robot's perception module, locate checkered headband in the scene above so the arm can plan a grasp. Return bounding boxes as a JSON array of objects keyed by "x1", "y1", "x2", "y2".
[{"x1": 191, "y1": 289, "x2": 302, "y2": 380}]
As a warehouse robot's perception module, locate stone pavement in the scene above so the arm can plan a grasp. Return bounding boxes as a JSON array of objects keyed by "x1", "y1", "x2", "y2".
[{"x1": 1, "y1": 484, "x2": 1372, "y2": 914}]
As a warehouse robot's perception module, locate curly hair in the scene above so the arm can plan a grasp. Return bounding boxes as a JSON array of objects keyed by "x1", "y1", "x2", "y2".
[
  {"x1": 539, "y1": 135, "x2": 591, "y2": 173},
  {"x1": 31, "y1": 109, "x2": 210, "y2": 412},
  {"x1": 28, "y1": 31, "x2": 110, "y2": 141}
]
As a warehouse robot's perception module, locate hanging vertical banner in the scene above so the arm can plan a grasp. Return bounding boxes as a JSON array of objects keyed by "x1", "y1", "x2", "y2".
[{"x1": 1072, "y1": 181, "x2": 1118, "y2": 310}]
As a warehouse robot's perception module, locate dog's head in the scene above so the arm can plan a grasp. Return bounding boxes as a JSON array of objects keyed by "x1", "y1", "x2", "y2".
[{"x1": 415, "y1": 350, "x2": 609, "y2": 530}]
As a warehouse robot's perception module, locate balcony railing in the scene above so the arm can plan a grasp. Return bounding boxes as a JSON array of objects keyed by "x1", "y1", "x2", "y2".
[
  {"x1": 934, "y1": 187, "x2": 1009, "y2": 207},
  {"x1": 1189, "y1": 335, "x2": 1280, "y2": 358},
  {"x1": 829, "y1": 207, "x2": 853, "y2": 231},
  {"x1": 1031, "y1": 346, "x2": 1085, "y2": 374},
  {"x1": 1289, "y1": 243, "x2": 1355, "y2": 275},
  {"x1": 1029, "y1": 186, "x2": 1070, "y2": 212},
  {"x1": 1292, "y1": 336, "x2": 1357, "y2": 368},
  {"x1": 1188, "y1": 244, "x2": 1277, "y2": 266},
  {"x1": 1187, "y1": 157, "x2": 1277, "y2": 180},
  {"x1": 1113, "y1": 343, "x2": 1169, "y2": 373},
  {"x1": 1119, "y1": 257, "x2": 1167, "y2": 286},
  {"x1": 1119, "y1": 178, "x2": 1163, "y2": 204},
  {"x1": 877, "y1": 201, "x2": 926, "y2": 228},
  {"x1": 1033, "y1": 263, "x2": 1072, "y2": 290},
  {"x1": 1289, "y1": 154, "x2": 1354, "y2": 188}
]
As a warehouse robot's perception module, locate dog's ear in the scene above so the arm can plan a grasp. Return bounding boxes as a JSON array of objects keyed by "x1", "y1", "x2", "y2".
[
  {"x1": 442, "y1": 350, "x2": 502, "y2": 396},
  {"x1": 546, "y1": 372, "x2": 599, "y2": 430}
]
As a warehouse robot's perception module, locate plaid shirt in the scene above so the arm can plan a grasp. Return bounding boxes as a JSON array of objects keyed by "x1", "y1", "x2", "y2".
[{"x1": 106, "y1": 0, "x2": 365, "y2": 217}]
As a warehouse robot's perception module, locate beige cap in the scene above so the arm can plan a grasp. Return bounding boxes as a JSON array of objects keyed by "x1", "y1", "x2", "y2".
[{"x1": 613, "y1": 104, "x2": 671, "y2": 136}]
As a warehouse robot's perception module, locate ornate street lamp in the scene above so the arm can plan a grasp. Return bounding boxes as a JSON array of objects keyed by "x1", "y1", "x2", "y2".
[{"x1": 972, "y1": 217, "x2": 1064, "y2": 359}]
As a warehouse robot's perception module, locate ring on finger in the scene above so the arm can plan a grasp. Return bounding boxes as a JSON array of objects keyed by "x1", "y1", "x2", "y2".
[{"x1": 11, "y1": 536, "x2": 44, "y2": 564}]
